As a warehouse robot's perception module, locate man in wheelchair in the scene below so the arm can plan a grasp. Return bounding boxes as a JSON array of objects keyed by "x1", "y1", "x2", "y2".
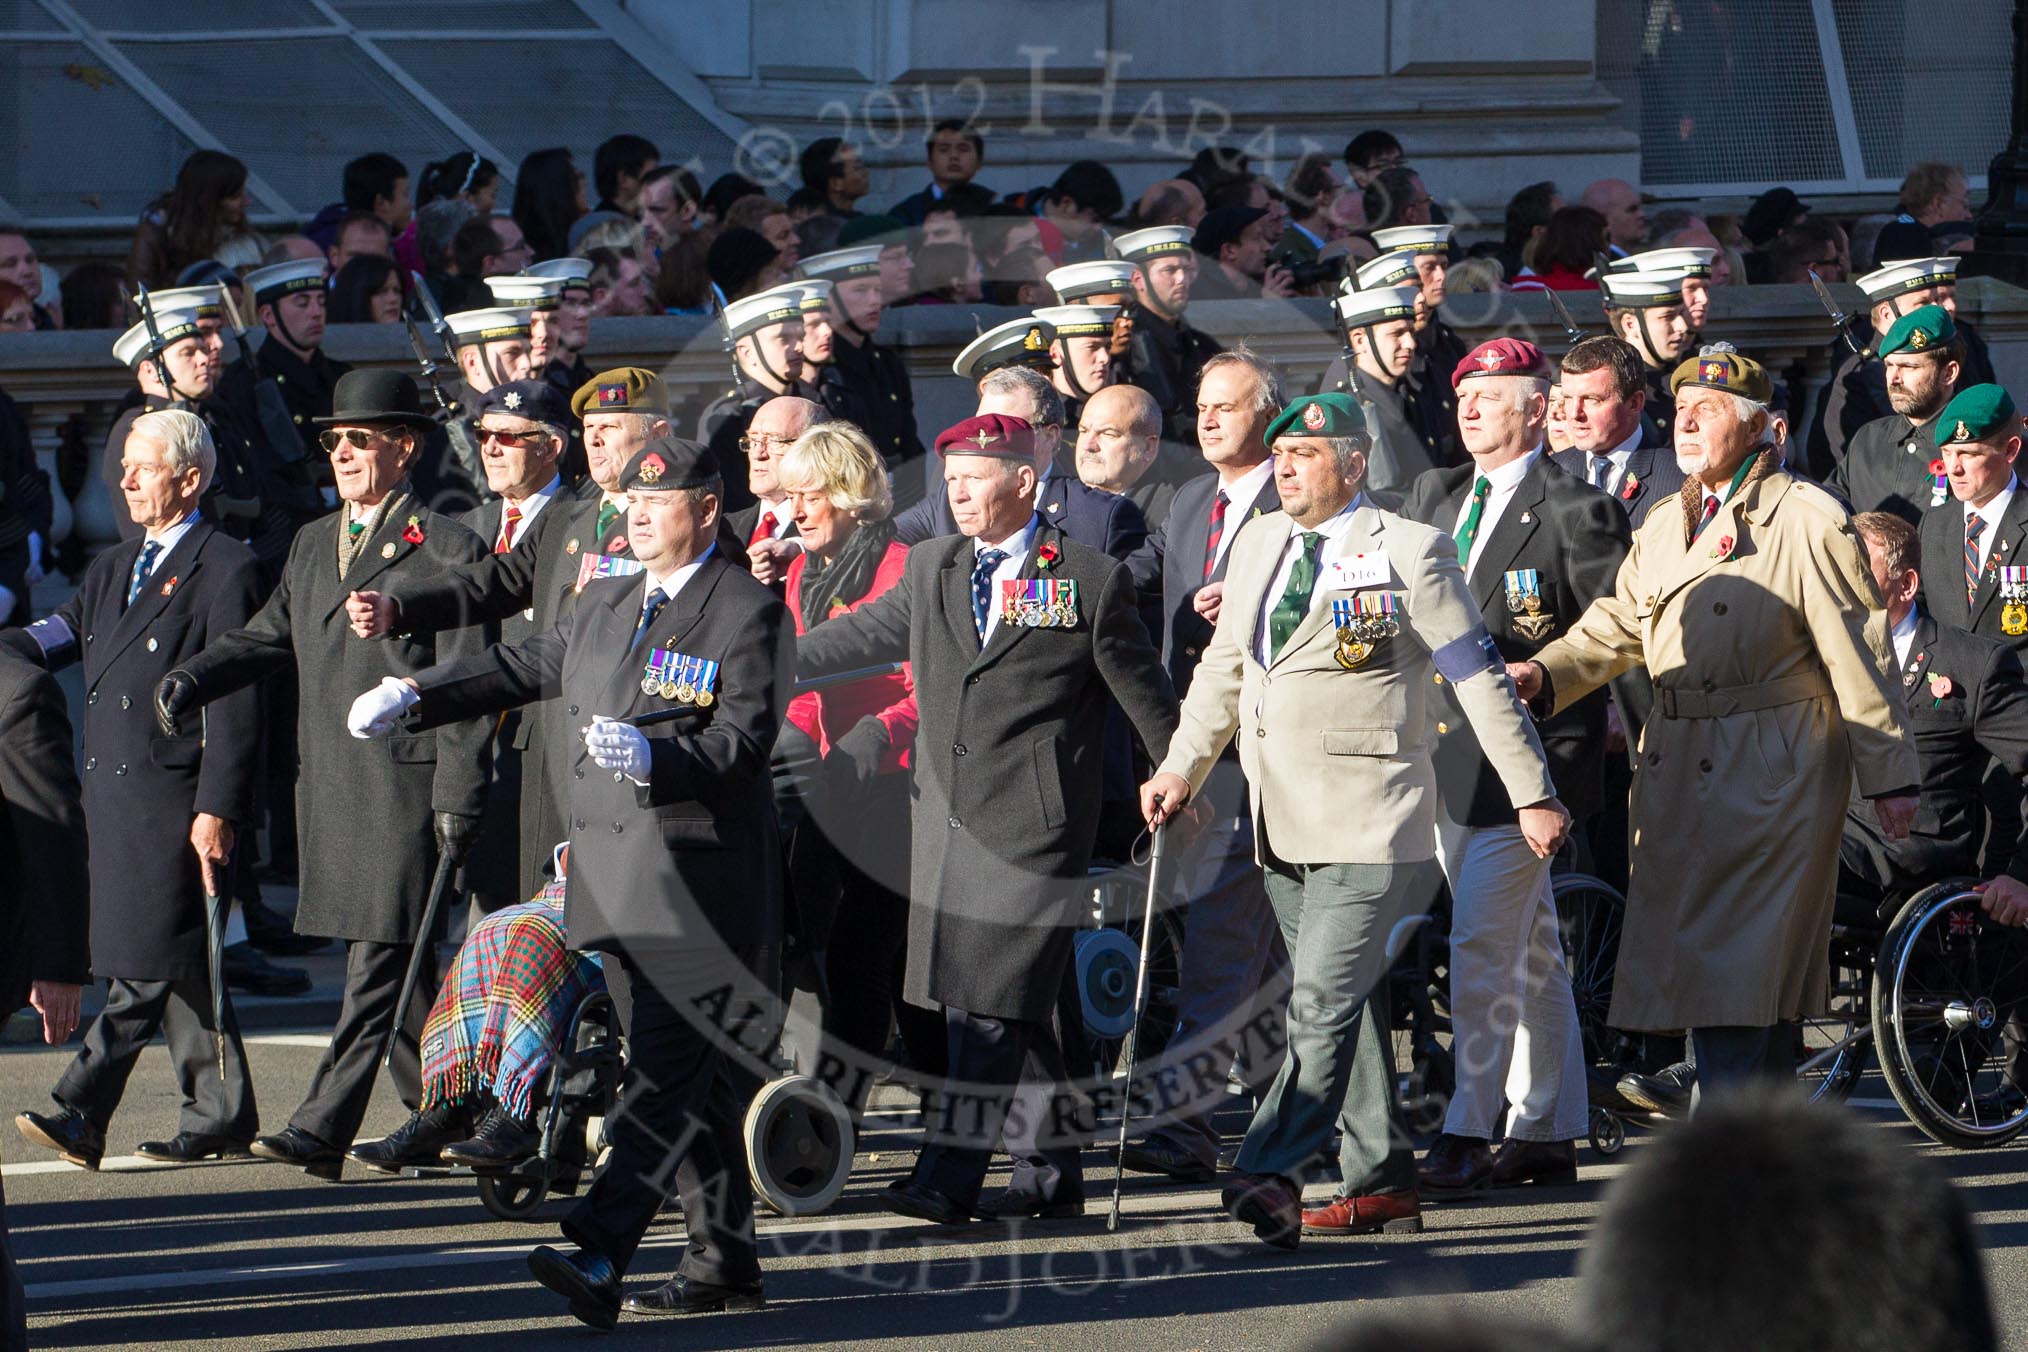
[{"x1": 1620, "y1": 510, "x2": 2028, "y2": 1113}]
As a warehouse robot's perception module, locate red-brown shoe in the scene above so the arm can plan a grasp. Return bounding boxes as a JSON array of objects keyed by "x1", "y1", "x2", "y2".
[
  {"x1": 1416, "y1": 1133, "x2": 1493, "y2": 1199},
  {"x1": 1300, "y1": 1189, "x2": 1423, "y2": 1235},
  {"x1": 1487, "y1": 1138, "x2": 1578, "y2": 1189}
]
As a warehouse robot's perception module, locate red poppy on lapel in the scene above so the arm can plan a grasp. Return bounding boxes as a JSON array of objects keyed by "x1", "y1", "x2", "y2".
[
  {"x1": 1711, "y1": 534, "x2": 1735, "y2": 560},
  {"x1": 1036, "y1": 542, "x2": 1062, "y2": 572},
  {"x1": 401, "y1": 515, "x2": 425, "y2": 545},
  {"x1": 160, "y1": 576, "x2": 178, "y2": 597},
  {"x1": 1620, "y1": 474, "x2": 1639, "y2": 501}
]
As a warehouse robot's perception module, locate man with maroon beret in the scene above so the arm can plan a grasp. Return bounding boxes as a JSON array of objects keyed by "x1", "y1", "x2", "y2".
[{"x1": 795, "y1": 412, "x2": 1178, "y2": 1225}]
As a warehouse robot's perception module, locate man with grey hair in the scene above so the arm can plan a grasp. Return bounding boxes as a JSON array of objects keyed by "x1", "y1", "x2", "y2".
[
  {"x1": 894, "y1": 363, "x2": 1148, "y2": 561},
  {"x1": 727, "y1": 394, "x2": 827, "y2": 588},
  {"x1": 1397, "y1": 338, "x2": 1628, "y2": 1203},
  {"x1": 7, "y1": 408, "x2": 267, "y2": 1169},
  {"x1": 1512, "y1": 348, "x2": 1918, "y2": 1100}
]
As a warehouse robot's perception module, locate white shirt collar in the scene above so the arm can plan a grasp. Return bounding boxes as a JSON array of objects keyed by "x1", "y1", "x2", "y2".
[
  {"x1": 1969, "y1": 474, "x2": 2018, "y2": 528},
  {"x1": 1477, "y1": 446, "x2": 1541, "y2": 494},
  {"x1": 505, "y1": 476, "x2": 562, "y2": 533},
  {"x1": 642, "y1": 543, "x2": 717, "y2": 605},
  {"x1": 1890, "y1": 605, "x2": 1922, "y2": 670},
  {"x1": 977, "y1": 514, "x2": 1040, "y2": 558},
  {"x1": 1217, "y1": 456, "x2": 1275, "y2": 502},
  {"x1": 1603, "y1": 425, "x2": 1644, "y2": 466},
  {"x1": 142, "y1": 510, "x2": 200, "y2": 553}
]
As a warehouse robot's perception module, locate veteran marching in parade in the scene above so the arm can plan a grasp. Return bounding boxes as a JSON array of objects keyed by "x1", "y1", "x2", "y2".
[{"x1": 5, "y1": 115, "x2": 2028, "y2": 1352}]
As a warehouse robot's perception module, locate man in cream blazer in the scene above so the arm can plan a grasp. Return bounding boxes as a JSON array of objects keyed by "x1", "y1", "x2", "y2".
[{"x1": 1142, "y1": 392, "x2": 1567, "y2": 1250}]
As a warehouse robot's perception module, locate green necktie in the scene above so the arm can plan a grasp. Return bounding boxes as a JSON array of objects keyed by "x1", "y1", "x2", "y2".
[
  {"x1": 595, "y1": 498, "x2": 621, "y2": 540},
  {"x1": 1453, "y1": 474, "x2": 1492, "y2": 564},
  {"x1": 1268, "y1": 532, "x2": 1326, "y2": 658}
]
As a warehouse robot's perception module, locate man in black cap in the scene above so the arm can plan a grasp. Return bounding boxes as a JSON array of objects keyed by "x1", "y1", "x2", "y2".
[
  {"x1": 153, "y1": 368, "x2": 494, "y2": 1181},
  {"x1": 351, "y1": 434, "x2": 792, "y2": 1327},
  {"x1": 1191, "y1": 207, "x2": 1293, "y2": 301},
  {"x1": 1741, "y1": 187, "x2": 1809, "y2": 283}
]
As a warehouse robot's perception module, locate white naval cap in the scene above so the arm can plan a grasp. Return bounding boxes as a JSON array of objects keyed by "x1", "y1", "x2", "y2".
[
  {"x1": 484, "y1": 274, "x2": 566, "y2": 311},
  {"x1": 1113, "y1": 225, "x2": 1195, "y2": 264},
  {"x1": 1046, "y1": 259, "x2": 1138, "y2": 301},
  {"x1": 1856, "y1": 256, "x2": 1961, "y2": 300},
  {"x1": 1335, "y1": 283, "x2": 1422, "y2": 330},
  {"x1": 1370, "y1": 224, "x2": 1454, "y2": 256},
  {"x1": 444, "y1": 306, "x2": 534, "y2": 346},
  {"x1": 243, "y1": 259, "x2": 327, "y2": 303},
  {"x1": 1032, "y1": 304, "x2": 1118, "y2": 339},
  {"x1": 720, "y1": 282, "x2": 808, "y2": 342},
  {"x1": 952, "y1": 316, "x2": 1058, "y2": 381},
  {"x1": 113, "y1": 307, "x2": 206, "y2": 368}
]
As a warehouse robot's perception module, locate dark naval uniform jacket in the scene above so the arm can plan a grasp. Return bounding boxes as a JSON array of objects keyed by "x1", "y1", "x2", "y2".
[
  {"x1": 0, "y1": 648, "x2": 91, "y2": 1008},
  {"x1": 1122, "y1": 306, "x2": 1222, "y2": 450},
  {"x1": 175, "y1": 491, "x2": 493, "y2": 943},
  {"x1": 1401, "y1": 457, "x2": 1630, "y2": 825},
  {"x1": 1, "y1": 522, "x2": 261, "y2": 980},
  {"x1": 1826, "y1": 410, "x2": 1943, "y2": 525},
  {"x1": 795, "y1": 522, "x2": 1178, "y2": 1021}
]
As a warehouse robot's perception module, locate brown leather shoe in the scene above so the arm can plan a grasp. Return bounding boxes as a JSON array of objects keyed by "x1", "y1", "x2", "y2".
[
  {"x1": 1300, "y1": 1188, "x2": 1423, "y2": 1235},
  {"x1": 1487, "y1": 1138, "x2": 1578, "y2": 1189},
  {"x1": 1416, "y1": 1133, "x2": 1493, "y2": 1199},
  {"x1": 1220, "y1": 1172, "x2": 1301, "y2": 1250}
]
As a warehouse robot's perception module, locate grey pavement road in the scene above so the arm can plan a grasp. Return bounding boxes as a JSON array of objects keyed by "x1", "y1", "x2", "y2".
[{"x1": 4, "y1": 1034, "x2": 2027, "y2": 1351}]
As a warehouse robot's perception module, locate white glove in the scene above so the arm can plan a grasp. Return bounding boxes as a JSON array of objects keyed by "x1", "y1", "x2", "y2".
[
  {"x1": 347, "y1": 676, "x2": 418, "y2": 739},
  {"x1": 585, "y1": 715, "x2": 650, "y2": 782}
]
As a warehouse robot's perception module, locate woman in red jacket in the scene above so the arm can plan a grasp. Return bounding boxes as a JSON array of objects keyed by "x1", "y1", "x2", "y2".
[{"x1": 776, "y1": 422, "x2": 945, "y2": 1116}]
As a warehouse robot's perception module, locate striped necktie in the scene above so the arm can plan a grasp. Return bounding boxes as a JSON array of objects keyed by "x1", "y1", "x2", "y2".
[
  {"x1": 1695, "y1": 493, "x2": 1721, "y2": 539},
  {"x1": 1967, "y1": 512, "x2": 1984, "y2": 606},
  {"x1": 128, "y1": 540, "x2": 161, "y2": 609},
  {"x1": 496, "y1": 503, "x2": 522, "y2": 554},
  {"x1": 1202, "y1": 490, "x2": 1229, "y2": 582}
]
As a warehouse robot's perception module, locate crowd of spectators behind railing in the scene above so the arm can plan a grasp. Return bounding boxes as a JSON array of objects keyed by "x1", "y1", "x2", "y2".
[{"x1": 0, "y1": 123, "x2": 1996, "y2": 339}]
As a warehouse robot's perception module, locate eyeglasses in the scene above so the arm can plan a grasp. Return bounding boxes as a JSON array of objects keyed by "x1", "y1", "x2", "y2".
[
  {"x1": 481, "y1": 426, "x2": 553, "y2": 447},
  {"x1": 319, "y1": 428, "x2": 382, "y2": 453},
  {"x1": 737, "y1": 434, "x2": 785, "y2": 454}
]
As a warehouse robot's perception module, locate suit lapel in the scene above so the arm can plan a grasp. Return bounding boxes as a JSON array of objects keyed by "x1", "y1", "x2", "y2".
[
  {"x1": 1969, "y1": 492, "x2": 2028, "y2": 631},
  {"x1": 597, "y1": 572, "x2": 654, "y2": 708},
  {"x1": 102, "y1": 523, "x2": 212, "y2": 666},
  {"x1": 1468, "y1": 463, "x2": 1546, "y2": 611},
  {"x1": 1268, "y1": 504, "x2": 1385, "y2": 671},
  {"x1": 325, "y1": 497, "x2": 421, "y2": 620},
  {"x1": 1901, "y1": 612, "x2": 1938, "y2": 696},
  {"x1": 1924, "y1": 508, "x2": 1971, "y2": 628}
]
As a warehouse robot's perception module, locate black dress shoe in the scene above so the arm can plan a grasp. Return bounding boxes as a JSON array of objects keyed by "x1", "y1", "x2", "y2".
[
  {"x1": 347, "y1": 1104, "x2": 472, "y2": 1174},
  {"x1": 527, "y1": 1244, "x2": 620, "y2": 1330},
  {"x1": 250, "y1": 1126, "x2": 345, "y2": 1181},
  {"x1": 135, "y1": 1130, "x2": 253, "y2": 1163},
  {"x1": 622, "y1": 1274, "x2": 765, "y2": 1316},
  {"x1": 1117, "y1": 1136, "x2": 1216, "y2": 1182},
  {"x1": 15, "y1": 1106, "x2": 104, "y2": 1170},
  {"x1": 440, "y1": 1105, "x2": 539, "y2": 1169},
  {"x1": 973, "y1": 1189, "x2": 1086, "y2": 1221},
  {"x1": 1617, "y1": 1061, "x2": 1696, "y2": 1115},
  {"x1": 877, "y1": 1179, "x2": 974, "y2": 1226},
  {"x1": 223, "y1": 943, "x2": 312, "y2": 998}
]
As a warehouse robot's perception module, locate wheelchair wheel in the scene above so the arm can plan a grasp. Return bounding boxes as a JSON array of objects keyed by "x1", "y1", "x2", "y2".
[
  {"x1": 744, "y1": 1075, "x2": 855, "y2": 1217},
  {"x1": 477, "y1": 1172, "x2": 549, "y2": 1221},
  {"x1": 1076, "y1": 868, "x2": 1184, "y2": 1080},
  {"x1": 1587, "y1": 1106, "x2": 1625, "y2": 1157},
  {"x1": 1872, "y1": 882, "x2": 2028, "y2": 1149},
  {"x1": 1553, "y1": 873, "x2": 1624, "y2": 1068},
  {"x1": 1798, "y1": 934, "x2": 1873, "y2": 1104}
]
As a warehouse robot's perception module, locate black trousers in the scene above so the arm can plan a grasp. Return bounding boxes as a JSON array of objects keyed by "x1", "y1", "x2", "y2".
[
  {"x1": 54, "y1": 976, "x2": 257, "y2": 1139},
  {"x1": 1689, "y1": 1024, "x2": 1790, "y2": 1108},
  {"x1": 291, "y1": 939, "x2": 433, "y2": 1148},
  {"x1": 1, "y1": 1168, "x2": 22, "y2": 1352},
  {"x1": 915, "y1": 1006, "x2": 1083, "y2": 1210},
  {"x1": 821, "y1": 854, "x2": 947, "y2": 1103},
  {"x1": 563, "y1": 946, "x2": 764, "y2": 1288}
]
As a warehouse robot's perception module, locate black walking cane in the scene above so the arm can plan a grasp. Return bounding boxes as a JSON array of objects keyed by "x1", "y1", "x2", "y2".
[
  {"x1": 380, "y1": 847, "x2": 461, "y2": 1071},
  {"x1": 1108, "y1": 814, "x2": 1168, "y2": 1233}
]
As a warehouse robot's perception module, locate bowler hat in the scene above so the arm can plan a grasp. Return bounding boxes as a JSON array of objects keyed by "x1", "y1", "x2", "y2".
[{"x1": 315, "y1": 369, "x2": 439, "y2": 431}]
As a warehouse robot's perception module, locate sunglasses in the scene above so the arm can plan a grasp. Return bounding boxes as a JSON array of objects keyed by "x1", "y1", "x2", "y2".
[
  {"x1": 319, "y1": 428, "x2": 382, "y2": 453},
  {"x1": 481, "y1": 426, "x2": 553, "y2": 448}
]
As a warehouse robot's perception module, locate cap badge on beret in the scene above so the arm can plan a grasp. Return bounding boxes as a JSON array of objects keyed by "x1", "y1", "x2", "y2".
[
  {"x1": 1699, "y1": 358, "x2": 1729, "y2": 384},
  {"x1": 637, "y1": 453, "x2": 665, "y2": 485},
  {"x1": 1478, "y1": 348, "x2": 1505, "y2": 371},
  {"x1": 1955, "y1": 420, "x2": 1972, "y2": 443},
  {"x1": 597, "y1": 383, "x2": 627, "y2": 408},
  {"x1": 963, "y1": 430, "x2": 1001, "y2": 451},
  {"x1": 503, "y1": 390, "x2": 523, "y2": 410},
  {"x1": 1909, "y1": 328, "x2": 1930, "y2": 350},
  {"x1": 1302, "y1": 403, "x2": 1328, "y2": 431}
]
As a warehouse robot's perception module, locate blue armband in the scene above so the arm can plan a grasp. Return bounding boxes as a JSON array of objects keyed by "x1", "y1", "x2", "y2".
[{"x1": 1432, "y1": 627, "x2": 1502, "y2": 682}]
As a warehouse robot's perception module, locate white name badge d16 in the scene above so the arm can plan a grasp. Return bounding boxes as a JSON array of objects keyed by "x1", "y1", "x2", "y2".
[{"x1": 1326, "y1": 553, "x2": 1390, "y2": 589}]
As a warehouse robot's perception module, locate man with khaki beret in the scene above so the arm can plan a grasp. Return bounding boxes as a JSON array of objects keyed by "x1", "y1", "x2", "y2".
[{"x1": 1510, "y1": 347, "x2": 1918, "y2": 1100}]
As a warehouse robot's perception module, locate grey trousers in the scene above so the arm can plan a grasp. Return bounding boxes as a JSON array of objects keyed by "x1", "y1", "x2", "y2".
[{"x1": 1234, "y1": 850, "x2": 1421, "y2": 1192}]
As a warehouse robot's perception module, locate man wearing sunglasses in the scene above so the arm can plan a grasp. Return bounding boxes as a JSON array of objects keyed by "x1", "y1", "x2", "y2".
[{"x1": 153, "y1": 368, "x2": 494, "y2": 1183}]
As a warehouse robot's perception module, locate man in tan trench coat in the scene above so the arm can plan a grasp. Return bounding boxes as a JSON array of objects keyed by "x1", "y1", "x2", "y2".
[{"x1": 1511, "y1": 347, "x2": 1919, "y2": 1096}]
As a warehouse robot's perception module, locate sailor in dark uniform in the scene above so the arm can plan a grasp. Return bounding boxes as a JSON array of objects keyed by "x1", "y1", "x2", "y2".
[
  {"x1": 1327, "y1": 283, "x2": 1437, "y2": 496},
  {"x1": 791, "y1": 279, "x2": 875, "y2": 434},
  {"x1": 1035, "y1": 303, "x2": 1117, "y2": 440},
  {"x1": 696, "y1": 282, "x2": 808, "y2": 512},
  {"x1": 1114, "y1": 226, "x2": 1224, "y2": 454},
  {"x1": 1599, "y1": 269, "x2": 1697, "y2": 448},
  {"x1": 228, "y1": 258, "x2": 347, "y2": 526},
  {"x1": 422, "y1": 305, "x2": 533, "y2": 515},
  {"x1": 801, "y1": 246, "x2": 928, "y2": 506},
  {"x1": 524, "y1": 258, "x2": 597, "y2": 486}
]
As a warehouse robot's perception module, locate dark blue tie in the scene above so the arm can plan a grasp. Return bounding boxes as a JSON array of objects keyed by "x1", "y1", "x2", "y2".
[
  {"x1": 128, "y1": 540, "x2": 161, "y2": 609},
  {"x1": 971, "y1": 549, "x2": 1007, "y2": 641},
  {"x1": 632, "y1": 586, "x2": 667, "y2": 650}
]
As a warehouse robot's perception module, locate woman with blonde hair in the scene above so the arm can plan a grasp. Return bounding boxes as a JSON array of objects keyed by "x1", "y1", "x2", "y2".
[{"x1": 775, "y1": 421, "x2": 943, "y2": 1114}]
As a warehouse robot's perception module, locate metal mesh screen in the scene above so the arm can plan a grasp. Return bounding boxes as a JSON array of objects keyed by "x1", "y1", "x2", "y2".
[
  {"x1": 0, "y1": 40, "x2": 195, "y2": 220},
  {"x1": 0, "y1": 1, "x2": 60, "y2": 31},
  {"x1": 333, "y1": 0, "x2": 595, "y2": 30},
  {"x1": 1597, "y1": 0, "x2": 1844, "y2": 189},
  {"x1": 67, "y1": 0, "x2": 328, "y2": 29},
  {"x1": 115, "y1": 37, "x2": 460, "y2": 214},
  {"x1": 1833, "y1": 0, "x2": 2013, "y2": 183},
  {"x1": 375, "y1": 37, "x2": 736, "y2": 171}
]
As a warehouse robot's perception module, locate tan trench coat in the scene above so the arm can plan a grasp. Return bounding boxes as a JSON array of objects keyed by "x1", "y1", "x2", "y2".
[{"x1": 1533, "y1": 461, "x2": 1918, "y2": 1029}]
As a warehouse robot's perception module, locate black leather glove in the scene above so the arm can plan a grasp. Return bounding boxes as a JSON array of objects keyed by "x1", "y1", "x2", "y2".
[
  {"x1": 155, "y1": 669, "x2": 200, "y2": 737},
  {"x1": 434, "y1": 810, "x2": 480, "y2": 862},
  {"x1": 823, "y1": 716, "x2": 890, "y2": 800}
]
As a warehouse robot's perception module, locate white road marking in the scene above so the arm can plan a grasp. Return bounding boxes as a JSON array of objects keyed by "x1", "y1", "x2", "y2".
[{"x1": 244, "y1": 1033, "x2": 337, "y2": 1048}]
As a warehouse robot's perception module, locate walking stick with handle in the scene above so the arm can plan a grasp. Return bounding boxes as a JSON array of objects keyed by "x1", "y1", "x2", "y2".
[{"x1": 1108, "y1": 815, "x2": 1167, "y2": 1233}]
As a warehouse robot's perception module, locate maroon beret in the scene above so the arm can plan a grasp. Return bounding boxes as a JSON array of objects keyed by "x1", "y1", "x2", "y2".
[
  {"x1": 934, "y1": 412, "x2": 1036, "y2": 461},
  {"x1": 1453, "y1": 337, "x2": 1548, "y2": 388}
]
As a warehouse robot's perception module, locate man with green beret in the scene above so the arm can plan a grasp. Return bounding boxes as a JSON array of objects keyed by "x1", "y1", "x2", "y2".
[
  {"x1": 1398, "y1": 337, "x2": 1630, "y2": 1201},
  {"x1": 1144, "y1": 387, "x2": 1567, "y2": 1248},
  {"x1": 1511, "y1": 344, "x2": 1918, "y2": 1103},
  {"x1": 1827, "y1": 303, "x2": 1963, "y2": 524},
  {"x1": 1920, "y1": 383, "x2": 2026, "y2": 649}
]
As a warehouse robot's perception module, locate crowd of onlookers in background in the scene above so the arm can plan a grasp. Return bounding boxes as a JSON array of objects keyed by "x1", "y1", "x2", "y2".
[{"x1": 0, "y1": 123, "x2": 1992, "y2": 339}]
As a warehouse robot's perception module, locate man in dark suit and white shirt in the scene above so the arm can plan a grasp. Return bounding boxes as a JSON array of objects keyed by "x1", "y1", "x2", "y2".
[
  {"x1": 8, "y1": 409, "x2": 264, "y2": 1170},
  {"x1": 725, "y1": 395, "x2": 824, "y2": 588},
  {"x1": 351, "y1": 435, "x2": 793, "y2": 1327},
  {"x1": 1547, "y1": 336, "x2": 1686, "y2": 529},
  {"x1": 796, "y1": 412, "x2": 1178, "y2": 1225}
]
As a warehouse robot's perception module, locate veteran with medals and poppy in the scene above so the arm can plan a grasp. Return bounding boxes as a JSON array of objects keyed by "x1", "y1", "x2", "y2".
[
  {"x1": 1142, "y1": 391, "x2": 1567, "y2": 1250},
  {"x1": 151, "y1": 368, "x2": 494, "y2": 1181},
  {"x1": 347, "y1": 434, "x2": 793, "y2": 1327},
  {"x1": 1920, "y1": 385, "x2": 2028, "y2": 651},
  {"x1": 793, "y1": 412, "x2": 1178, "y2": 1227},
  {"x1": 1509, "y1": 347, "x2": 1919, "y2": 1099},
  {"x1": 1398, "y1": 338, "x2": 1630, "y2": 1198}
]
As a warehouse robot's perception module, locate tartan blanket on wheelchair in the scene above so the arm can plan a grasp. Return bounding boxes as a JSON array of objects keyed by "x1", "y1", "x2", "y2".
[{"x1": 419, "y1": 883, "x2": 604, "y2": 1122}]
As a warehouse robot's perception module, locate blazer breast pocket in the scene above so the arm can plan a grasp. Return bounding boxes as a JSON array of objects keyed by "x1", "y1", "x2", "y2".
[{"x1": 145, "y1": 614, "x2": 194, "y2": 655}]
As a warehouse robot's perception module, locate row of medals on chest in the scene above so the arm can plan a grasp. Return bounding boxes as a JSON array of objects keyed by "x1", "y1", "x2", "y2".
[{"x1": 1333, "y1": 570, "x2": 1551, "y2": 670}]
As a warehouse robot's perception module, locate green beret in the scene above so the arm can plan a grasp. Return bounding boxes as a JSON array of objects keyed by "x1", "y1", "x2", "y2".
[
  {"x1": 1668, "y1": 346, "x2": 1772, "y2": 405},
  {"x1": 1938, "y1": 384, "x2": 2019, "y2": 446},
  {"x1": 1877, "y1": 303, "x2": 1955, "y2": 357},
  {"x1": 1265, "y1": 393, "x2": 1367, "y2": 443}
]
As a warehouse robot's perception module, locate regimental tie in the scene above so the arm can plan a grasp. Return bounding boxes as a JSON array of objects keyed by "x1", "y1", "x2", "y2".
[
  {"x1": 1590, "y1": 456, "x2": 1612, "y2": 491},
  {"x1": 1452, "y1": 476, "x2": 1492, "y2": 565},
  {"x1": 1967, "y1": 512, "x2": 1985, "y2": 607},
  {"x1": 970, "y1": 548, "x2": 1007, "y2": 641},
  {"x1": 1202, "y1": 489, "x2": 1229, "y2": 583},
  {"x1": 596, "y1": 498, "x2": 623, "y2": 541},
  {"x1": 1268, "y1": 532, "x2": 1326, "y2": 659},
  {"x1": 632, "y1": 585, "x2": 668, "y2": 651},
  {"x1": 127, "y1": 540, "x2": 161, "y2": 609},
  {"x1": 749, "y1": 509, "x2": 777, "y2": 549},
  {"x1": 1695, "y1": 493, "x2": 1721, "y2": 540},
  {"x1": 496, "y1": 502, "x2": 522, "y2": 554}
]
